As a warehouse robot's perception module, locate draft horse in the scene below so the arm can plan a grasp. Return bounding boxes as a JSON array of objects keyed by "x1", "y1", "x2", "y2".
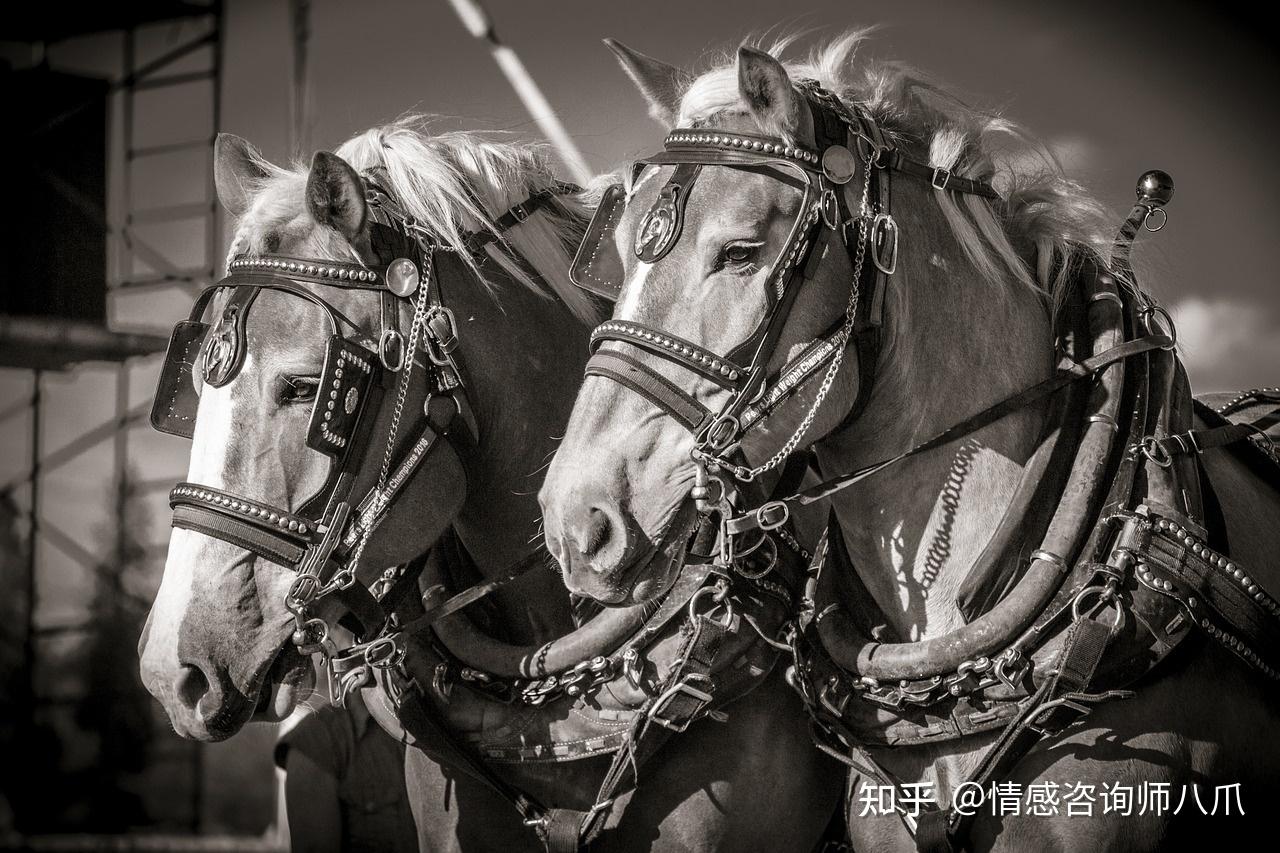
[
  {"x1": 540, "y1": 32, "x2": 1280, "y2": 851},
  {"x1": 138, "y1": 118, "x2": 839, "y2": 851}
]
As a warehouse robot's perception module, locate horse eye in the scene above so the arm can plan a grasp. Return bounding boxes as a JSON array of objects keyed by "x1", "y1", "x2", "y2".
[
  {"x1": 720, "y1": 242, "x2": 761, "y2": 270},
  {"x1": 279, "y1": 376, "x2": 319, "y2": 405}
]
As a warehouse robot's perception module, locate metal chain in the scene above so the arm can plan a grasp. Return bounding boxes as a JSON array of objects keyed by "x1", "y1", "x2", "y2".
[
  {"x1": 743, "y1": 154, "x2": 875, "y2": 480},
  {"x1": 340, "y1": 260, "x2": 434, "y2": 584}
]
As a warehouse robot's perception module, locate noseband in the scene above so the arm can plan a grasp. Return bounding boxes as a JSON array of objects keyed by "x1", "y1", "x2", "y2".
[{"x1": 152, "y1": 178, "x2": 573, "y2": 658}]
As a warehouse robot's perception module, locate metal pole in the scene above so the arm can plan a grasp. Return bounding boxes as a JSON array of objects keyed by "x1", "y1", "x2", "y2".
[
  {"x1": 445, "y1": 0, "x2": 593, "y2": 186},
  {"x1": 288, "y1": 0, "x2": 311, "y2": 160},
  {"x1": 24, "y1": 371, "x2": 42, "y2": 731}
]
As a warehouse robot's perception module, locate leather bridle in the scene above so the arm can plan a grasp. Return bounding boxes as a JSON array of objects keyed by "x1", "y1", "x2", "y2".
[
  {"x1": 571, "y1": 81, "x2": 1000, "y2": 548},
  {"x1": 152, "y1": 176, "x2": 574, "y2": 661}
]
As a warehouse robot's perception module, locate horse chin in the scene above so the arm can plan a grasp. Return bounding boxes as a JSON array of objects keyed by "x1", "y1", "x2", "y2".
[{"x1": 252, "y1": 646, "x2": 316, "y2": 723}]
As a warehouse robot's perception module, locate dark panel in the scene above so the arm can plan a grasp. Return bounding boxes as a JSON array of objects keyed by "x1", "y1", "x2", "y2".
[
  {"x1": 0, "y1": 1, "x2": 214, "y2": 43},
  {"x1": 0, "y1": 67, "x2": 108, "y2": 324}
]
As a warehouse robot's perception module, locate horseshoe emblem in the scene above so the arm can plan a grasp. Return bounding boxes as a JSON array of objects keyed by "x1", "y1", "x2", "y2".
[
  {"x1": 635, "y1": 185, "x2": 682, "y2": 263},
  {"x1": 202, "y1": 307, "x2": 241, "y2": 387}
]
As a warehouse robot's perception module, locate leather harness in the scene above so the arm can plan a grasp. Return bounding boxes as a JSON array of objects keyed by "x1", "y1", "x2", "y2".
[
  {"x1": 566, "y1": 80, "x2": 1280, "y2": 852},
  {"x1": 154, "y1": 174, "x2": 812, "y2": 852}
]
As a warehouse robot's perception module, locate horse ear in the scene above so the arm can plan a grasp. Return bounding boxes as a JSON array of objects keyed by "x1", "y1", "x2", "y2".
[
  {"x1": 214, "y1": 133, "x2": 269, "y2": 217},
  {"x1": 736, "y1": 46, "x2": 801, "y2": 135},
  {"x1": 306, "y1": 151, "x2": 368, "y2": 244},
  {"x1": 605, "y1": 38, "x2": 684, "y2": 127}
]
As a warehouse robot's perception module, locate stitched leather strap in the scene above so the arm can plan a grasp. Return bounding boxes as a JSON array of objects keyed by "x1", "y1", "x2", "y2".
[
  {"x1": 591, "y1": 320, "x2": 747, "y2": 389},
  {"x1": 586, "y1": 349, "x2": 713, "y2": 433}
]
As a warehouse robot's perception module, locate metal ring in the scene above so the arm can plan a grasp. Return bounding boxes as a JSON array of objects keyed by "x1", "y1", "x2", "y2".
[
  {"x1": 871, "y1": 213, "x2": 899, "y2": 275},
  {"x1": 735, "y1": 532, "x2": 778, "y2": 580},
  {"x1": 853, "y1": 133, "x2": 891, "y2": 169},
  {"x1": 1142, "y1": 206, "x2": 1167, "y2": 232},
  {"x1": 379, "y1": 329, "x2": 406, "y2": 372},
  {"x1": 820, "y1": 189, "x2": 840, "y2": 230},
  {"x1": 363, "y1": 636, "x2": 404, "y2": 669},
  {"x1": 1139, "y1": 436, "x2": 1173, "y2": 468},
  {"x1": 755, "y1": 500, "x2": 792, "y2": 532},
  {"x1": 286, "y1": 574, "x2": 321, "y2": 610},
  {"x1": 702, "y1": 414, "x2": 741, "y2": 452},
  {"x1": 688, "y1": 584, "x2": 735, "y2": 628}
]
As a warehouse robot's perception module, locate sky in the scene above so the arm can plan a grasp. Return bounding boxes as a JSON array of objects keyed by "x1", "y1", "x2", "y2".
[{"x1": 3, "y1": 0, "x2": 1277, "y2": 624}]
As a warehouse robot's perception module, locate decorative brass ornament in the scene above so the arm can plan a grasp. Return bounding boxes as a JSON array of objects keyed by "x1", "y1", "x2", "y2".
[
  {"x1": 821, "y1": 145, "x2": 857, "y2": 185},
  {"x1": 386, "y1": 257, "x2": 420, "y2": 297}
]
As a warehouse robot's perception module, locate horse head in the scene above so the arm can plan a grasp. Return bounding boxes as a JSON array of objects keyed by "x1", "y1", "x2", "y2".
[
  {"x1": 541, "y1": 43, "x2": 865, "y2": 605},
  {"x1": 141, "y1": 123, "x2": 595, "y2": 741}
]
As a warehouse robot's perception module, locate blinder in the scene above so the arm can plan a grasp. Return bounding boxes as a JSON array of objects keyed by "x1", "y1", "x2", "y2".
[
  {"x1": 150, "y1": 272, "x2": 384, "y2": 464},
  {"x1": 307, "y1": 335, "x2": 379, "y2": 458},
  {"x1": 570, "y1": 182, "x2": 628, "y2": 300},
  {"x1": 151, "y1": 319, "x2": 208, "y2": 440}
]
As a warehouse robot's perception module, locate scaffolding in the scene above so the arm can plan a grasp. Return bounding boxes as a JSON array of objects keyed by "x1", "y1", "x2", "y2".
[{"x1": 0, "y1": 1, "x2": 284, "y2": 842}]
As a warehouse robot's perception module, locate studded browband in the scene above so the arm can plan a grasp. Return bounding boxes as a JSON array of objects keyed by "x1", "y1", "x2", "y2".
[{"x1": 660, "y1": 128, "x2": 998, "y2": 197}]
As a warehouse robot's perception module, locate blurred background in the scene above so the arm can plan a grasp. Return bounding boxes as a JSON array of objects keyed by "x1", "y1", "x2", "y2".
[{"x1": 0, "y1": 0, "x2": 1275, "y2": 847}]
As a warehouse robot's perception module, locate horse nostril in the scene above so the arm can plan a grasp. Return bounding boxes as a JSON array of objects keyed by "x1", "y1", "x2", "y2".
[
  {"x1": 176, "y1": 664, "x2": 210, "y2": 711},
  {"x1": 582, "y1": 506, "x2": 613, "y2": 560}
]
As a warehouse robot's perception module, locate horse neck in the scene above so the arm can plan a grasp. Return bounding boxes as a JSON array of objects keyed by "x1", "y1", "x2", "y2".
[
  {"x1": 818, "y1": 188, "x2": 1055, "y2": 642},
  {"x1": 441, "y1": 254, "x2": 593, "y2": 641}
]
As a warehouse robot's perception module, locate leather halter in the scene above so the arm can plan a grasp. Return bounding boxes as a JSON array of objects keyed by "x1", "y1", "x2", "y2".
[
  {"x1": 578, "y1": 84, "x2": 1000, "y2": 494},
  {"x1": 153, "y1": 180, "x2": 575, "y2": 650},
  {"x1": 578, "y1": 86, "x2": 998, "y2": 484}
]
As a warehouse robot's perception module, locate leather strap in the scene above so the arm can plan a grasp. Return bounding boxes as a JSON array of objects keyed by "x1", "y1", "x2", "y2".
[
  {"x1": 591, "y1": 320, "x2": 747, "y2": 389},
  {"x1": 585, "y1": 348, "x2": 713, "y2": 433},
  {"x1": 917, "y1": 617, "x2": 1126, "y2": 852},
  {"x1": 884, "y1": 149, "x2": 999, "y2": 199},
  {"x1": 729, "y1": 333, "x2": 1175, "y2": 536},
  {"x1": 1148, "y1": 418, "x2": 1277, "y2": 459},
  {"x1": 464, "y1": 182, "x2": 581, "y2": 254}
]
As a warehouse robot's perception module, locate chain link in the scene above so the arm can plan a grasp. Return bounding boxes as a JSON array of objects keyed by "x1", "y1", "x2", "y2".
[
  {"x1": 743, "y1": 154, "x2": 875, "y2": 480},
  {"x1": 343, "y1": 262, "x2": 434, "y2": 579}
]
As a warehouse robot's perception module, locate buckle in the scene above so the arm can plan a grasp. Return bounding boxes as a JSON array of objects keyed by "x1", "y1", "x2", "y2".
[
  {"x1": 756, "y1": 500, "x2": 791, "y2": 531},
  {"x1": 871, "y1": 213, "x2": 899, "y2": 275},
  {"x1": 648, "y1": 676, "x2": 714, "y2": 731},
  {"x1": 510, "y1": 201, "x2": 530, "y2": 223},
  {"x1": 930, "y1": 167, "x2": 951, "y2": 191}
]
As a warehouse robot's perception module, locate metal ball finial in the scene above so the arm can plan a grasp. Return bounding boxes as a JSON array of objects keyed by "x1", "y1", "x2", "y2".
[{"x1": 1136, "y1": 170, "x2": 1174, "y2": 207}]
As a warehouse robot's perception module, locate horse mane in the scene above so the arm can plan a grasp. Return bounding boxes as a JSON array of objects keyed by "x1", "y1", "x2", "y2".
[
  {"x1": 676, "y1": 29, "x2": 1121, "y2": 313},
  {"x1": 229, "y1": 114, "x2": 599, "y2": 323}
]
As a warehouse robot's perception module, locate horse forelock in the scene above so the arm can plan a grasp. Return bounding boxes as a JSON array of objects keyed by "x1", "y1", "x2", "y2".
[{"x1": 674, "y1": 28, "x2": 1124, "y2": 320}]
